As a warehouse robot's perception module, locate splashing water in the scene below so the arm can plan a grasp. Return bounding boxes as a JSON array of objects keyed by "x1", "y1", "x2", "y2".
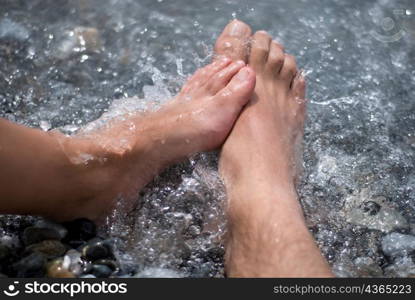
[{"x1": 1, "y1": 0, "x2": 415, "y2": 277}]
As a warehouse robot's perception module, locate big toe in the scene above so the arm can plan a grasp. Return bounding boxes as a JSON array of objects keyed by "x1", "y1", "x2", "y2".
[
  {"x1": 217, "y1": 66, "x2": 256, "y2": 108},
  {"x1": 214, "y1": 20, "x2": 252, "y2": 62}
]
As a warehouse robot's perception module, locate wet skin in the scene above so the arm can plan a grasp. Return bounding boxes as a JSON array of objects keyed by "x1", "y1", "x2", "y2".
[
  {"x1": 216, "y1": 23, "x2": 333, "y2": 277},
  {"x1": 0, "y1": 20, "x2": 332, "y2": 277}
]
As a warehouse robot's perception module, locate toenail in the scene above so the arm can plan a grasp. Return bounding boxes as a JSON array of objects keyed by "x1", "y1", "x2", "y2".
[
  {"x1": 229, "y1": 22, "x2": 248, "y2": 37},
  {"x1": 235, "y1": 67, "x2": 250, "y2": 81}
]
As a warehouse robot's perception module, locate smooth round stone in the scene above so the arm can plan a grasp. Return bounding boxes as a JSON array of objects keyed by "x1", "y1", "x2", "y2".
[
  {"x1": 94, "y1": 259, "x2": 118, "y2": 272},
  {"x1": 12, "y1": 253, "x2": 46, "y2": 277},
  {"x1": 47, "y1": 259, "x2": 75, "y2": 278},
  {"x1": 63, "y1": 249, "x2": 87, "y2": 276},
  {"x1": 34, "y1": 220, "x2": 68, "y2": 238},
  {"x1": 0, "y1": 244, "x2": 11, "y2": 262},
  {"x1": 81, "y1": 242, "x2": 109, "y2": 261},
  {"x1": 90, "y1": 264, "x2": 112, "y2": 278},
  {"x1": 22, "y1": 227, "x2": 62, "y2": 245},
  {"x1": 63, "y1": 218, "x2": 97, "y2": 243},
  {"x1": 22, "y1": 221, "x2": 67, "y2": 245},
  {"x1": 25, "y1": 240, "x2": 67, "y2": 259},
  {"x1": 382, "y1": 233, "x2": 415, "y2": 257}
]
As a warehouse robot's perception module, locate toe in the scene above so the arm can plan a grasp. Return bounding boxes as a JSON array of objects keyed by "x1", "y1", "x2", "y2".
[
  {"x1": 280, "y1": 54, "x2": 298, "y2": 81},
  {"x1": 291, "y1": 72, "x2": 306, "y2": 100},
  {"x1": 249, "y1": 31, "x2": 272, "y2": 71},
  {"x1": 292, "y1": 74, "x2": 307, "y2": 124},
  {"x1": 205, "y1": 60, "x2": 246, "y2": 94},
  {"x1": 181, "y1": 58, "x2": 232, "y2": 94},
  {"x1": 217, "y1": 66, "x2": 256, "y2": 108},
  {"x1": 266, "y1": 41, "x2": 285, "y2": 75},
  {"x1": 214, "y1": 20, "x2": 252, "y2": 62}
]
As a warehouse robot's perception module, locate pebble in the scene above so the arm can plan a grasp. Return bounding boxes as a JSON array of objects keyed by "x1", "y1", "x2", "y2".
[
  {"x1": 63, "y1": 249, "x2": 84, "y2": 276},
  {"x1": 342, "y1": 189, "x2": 409, "y2": 233},
  {"x1": 81, "y1": 241, "x2": 110, "y2": 261},
  {"x1": 0, "y1": 18, "x2": 30, "y2": 42},
  {"x1": 0, "y1": 216, "x2": 123, "y2": 278},
  {"x1": 54, "y1": 27, "x2": 101, "y2": 60},
  {"x1": 90, "y1": 264, "x2": 113, "y2": 278},
  {"x1": 25, "y1": 240, "x2": 67, "y2": 259},
  {"x1": 63, "y1": 218, "x2": 97, "y2": 243},
  {"x1": 22, "y1": 220, "x2": 67, "y2": 245},
  {"x1": 381, "y1": 232, "x2": 415, "y2": 257},
  {"x1": 353, "y1": 257, "x2": 383, "y2": 277},
  {"x1": 0, "y1": 244, "x2": 11, "y2": 263},
  {"x1": 12, "y1": 253, "x2": 46, "y2": 277},
  {"x1": 47, "y1": 259, "x2": 75, "y2": 278},
  {"x1": 94, "y1": 259, "x2": 118, "y2": 272}
]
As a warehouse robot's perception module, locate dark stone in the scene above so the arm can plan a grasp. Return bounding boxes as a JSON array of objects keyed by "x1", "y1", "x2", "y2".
[
  {"x1": 12, "y1": 253, "x2": 46, "y2": 277},
  {"x1": 114, "y1": 262, "x2": 139, "y2": 277},
  {"x1": 81, "y1": 262, "x2": 92, "y2": 274},
  {"x1": 34, "y1": 220, "x2": 68, "y2": 238},
  {"x1": 361, "y1": 201, "x2": 381, "y2": 216},
  {"x1": 25, "y1": 240, "x2": 67, "y2": 259},
  {"x1": 206, "y1": 247, "x2": 225, "y2": 264},
  {"x1": 90, "y1": 264, "x2": 112, "y2": 278},
  {"x1": 94, "y1": 259, "x2": 118, "y2": 272},
  {"x1": 101, "y1": 238, "x2": 117, "y2": 255},
  {"x1": 47, "y1": 259, "x2": 75, "y2": 278},
  {"x1": 63, "y1": 218, "x2": 97, "y2": 242},
  {"x1": 22, "y1": 226, "x2": 65, "y2": 245},
  {"x1": 22, "y1": 220, "x2": 68, "y2": 245},
  {"x1": 410, "y1": 250, "x2": 415, "y2": 264},
  {"x1": 66, "y1": 240, "x2": 85, "y2": 249},
  {"x1": 0, "y1": 19, "x2": 30, "y2": 42},
  {"x1": 81, "y1": 242, "x2": 109, "y2": 261},
  {"x1": 0, "y1": 244, "x2": 11, "y2": 263}
]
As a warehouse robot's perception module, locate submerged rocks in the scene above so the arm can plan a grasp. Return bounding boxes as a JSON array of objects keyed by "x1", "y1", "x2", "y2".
[
  {"x1": 53, "y1": 26, "x2": 101, "y2": 60},
  {"x1": 90, "y1": 264, "x2": 113, "y2": 278},
  {"x1": 81, "y1": 241, "x2": 110, "y2": 261},
  {"x1": 47, "y1": 258, "x2": 75, "y2": 278},
  {"x1": 0, "y1": 216, "x2": 124, "y2": 278},
  {"x1": 381, "y1": 232, "x2": 415, "y2": 258},
  {"x1": 341, "y1": 189, "x2": 408, "y2": 233},
  {"x1": 25, "y1": 240, "x2": 67, "y2": 259},
  {"x1": 22, "y1": 220, "x2": 67, "y2": 245},
  {"x1": 62, "y1": 218, "x2": 97, "y2": 248},
  {"x1": 0, "y1": 19, "x2": 30, "y2": 42},
  {"x1": 0, "y1": 244, "x2": 11, "y2": 263},
  {"x1": 12, "y1": 253, "x2": 46, "y2": 278},
  {"x1": 63, "y1": 249, "x2": 84, "y2": 276},
  {"x1": 353, "y1": 257, "x2": 384, "y2": 277}
]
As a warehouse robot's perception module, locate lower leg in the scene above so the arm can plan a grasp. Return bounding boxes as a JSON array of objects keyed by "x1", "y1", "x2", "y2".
[
  {"x1": 0, "y1": 56, "x2": 255, "y2": 222},
  {"x1": 219, "y1": 30, "x2": 333, "y2": 277}
]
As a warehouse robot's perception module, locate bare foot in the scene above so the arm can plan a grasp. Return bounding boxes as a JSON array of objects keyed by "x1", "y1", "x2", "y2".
[
  {"x1": 60, "y1": 49, "x2": 255, "y2": 221},
  {"x1": 220, "y1": 30, "x2": 306, "y2": 194},
  {"x1": 218, "y1": 31, "x2": 332, "y2": 277}
]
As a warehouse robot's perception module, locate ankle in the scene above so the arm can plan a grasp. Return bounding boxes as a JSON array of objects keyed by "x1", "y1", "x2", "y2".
[
  {"x1": 226, "y1": 182, "x2": 304, "y2": 225},
  {"x1": 49, "y1": 132, "x2": 136, "y2": 220}
]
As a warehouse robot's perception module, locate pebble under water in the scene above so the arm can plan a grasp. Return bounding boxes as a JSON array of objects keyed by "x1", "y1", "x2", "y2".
[{"x1": 1, "y1": 0, "x2": 415, "y2": 277}]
